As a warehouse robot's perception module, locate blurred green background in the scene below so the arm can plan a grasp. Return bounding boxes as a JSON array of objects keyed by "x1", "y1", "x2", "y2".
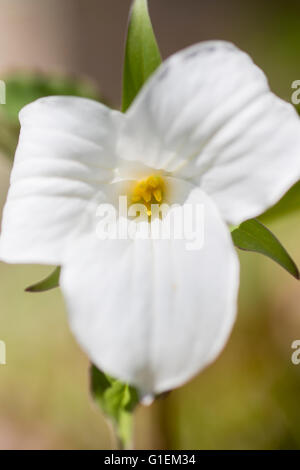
[{"x1": 0, "y1": 0, "x2": 299, "y2": 449}]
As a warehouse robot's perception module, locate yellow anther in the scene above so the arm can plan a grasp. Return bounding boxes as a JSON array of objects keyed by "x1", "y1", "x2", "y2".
[
  {"x1": 153, "y1": 188, "x2": 162, "y2": 202},
  {"x1": 139, "y1": 182, "x2": 147, "y2": 191},
  {"x1": 148, "y1": 176, "x2": 160, "y2": 188},
  {"x1": 131, "y1": 174, "x2": 165, "y2": 215},
  {"x1": 143, "y1": 190, "x2": 152, "y2": 203}
]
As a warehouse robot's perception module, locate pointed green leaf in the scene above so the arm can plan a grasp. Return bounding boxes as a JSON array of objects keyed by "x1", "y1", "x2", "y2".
[
  {"x1": 25, "y1": 267, "x2": 61, "y2": 292},
  {"x1": 90, "y1": 365, "x2": 139, "y2": 449},
  {"x1": 232, "y1": 219, "x2": 299, "y2": 279},
  {"x1": 122, "y1": 0, "x2": 162, "y2": 112}
]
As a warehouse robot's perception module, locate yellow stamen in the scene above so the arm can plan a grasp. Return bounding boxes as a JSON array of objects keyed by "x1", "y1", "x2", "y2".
[
  {"x1": 131, "y1": 175, "x2": 165, "y2": 215},
  {"x1": 143, "y1": 190, "x2": 152, "y2": 203},
  {"x1": 153, "y1": 188, "x2": 162, "y2": 202},
  {"x1": 148, "y1": 176, "x2": 160, "y2": 188}
]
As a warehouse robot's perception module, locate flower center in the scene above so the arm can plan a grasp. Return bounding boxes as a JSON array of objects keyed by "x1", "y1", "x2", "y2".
[{"x1": 131, "y1": 175, "x2": 165, "y2": 215}]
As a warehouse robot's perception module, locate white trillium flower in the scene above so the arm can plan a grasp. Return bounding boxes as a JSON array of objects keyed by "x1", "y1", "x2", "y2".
[{"x1": 1, "y1": 41, "x2": 300, "y2": 395}]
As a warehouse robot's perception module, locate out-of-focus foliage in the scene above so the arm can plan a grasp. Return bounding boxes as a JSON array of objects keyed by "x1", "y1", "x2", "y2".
[
  {"x1": 0, "y1": 73, "x2": 102, "y2": 160},
  {"x1": 257, "y1": 105, "x2": 300, "y2": 224},
  {"x1": 259, "y1": 182, "x2": 300, "y2": 224}
]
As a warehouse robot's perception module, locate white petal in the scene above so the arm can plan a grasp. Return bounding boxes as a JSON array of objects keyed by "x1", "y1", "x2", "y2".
[
  {"x1": 60, "y1": 180, "x2": 239, "y2": 394},
  {"x1": 120, "y1": 41, "x2": 300, "y2": 224},
  {"x1": 0, "y1": 97, "x2": 123, "y2": 265}
]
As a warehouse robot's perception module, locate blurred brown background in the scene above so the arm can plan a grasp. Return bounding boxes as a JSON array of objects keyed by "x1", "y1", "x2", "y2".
[
  {"x1": 1, "y1": 0, "x2": 299, "y2": 104},
  {"x1": 0, "y1": 0, "x2": 299, "y2": 449}
]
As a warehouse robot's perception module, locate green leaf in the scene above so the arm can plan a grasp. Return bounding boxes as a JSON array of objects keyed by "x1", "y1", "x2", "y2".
[
  {"x1": 259, "y1": 181, "x2": 300, "y2": 224},
  {"x1": 122, "y1": 0, "x2": 162, "y2": 112},
  {"x1": 25, "y1": 267, "x2": 61, "y2": 292},
  {"x1": 232, "y1": 219, "x2": 299, "y2": 279},
  {"x1": 90, "y1": 365, "x2": 139, "y2": 449}
]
